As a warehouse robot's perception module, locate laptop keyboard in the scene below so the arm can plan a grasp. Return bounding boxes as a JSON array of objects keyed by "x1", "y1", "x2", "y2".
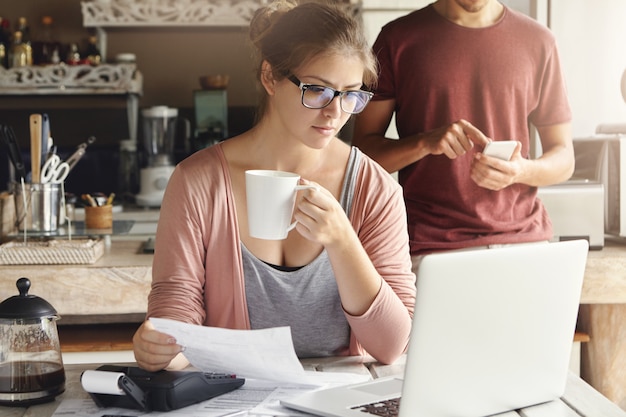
[{"x1": 351, "y1": 397, "x2": 401, "y2": 416}]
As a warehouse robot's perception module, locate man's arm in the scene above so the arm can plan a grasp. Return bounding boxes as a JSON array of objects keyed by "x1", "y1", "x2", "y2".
[
  {"x1": 353, "y1": 99, "x2": 488, "y2": 173},
  {"x1": 521, "y1": 122, "x2": 575, "y2": 186},
  {"x1": 352, "y1": 99, "x2": 420, "y2": 173}
]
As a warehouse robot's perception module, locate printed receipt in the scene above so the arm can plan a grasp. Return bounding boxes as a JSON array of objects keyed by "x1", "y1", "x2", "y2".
[{"x1": 149, "y1": 318, "x2": 308, "y2": 383}]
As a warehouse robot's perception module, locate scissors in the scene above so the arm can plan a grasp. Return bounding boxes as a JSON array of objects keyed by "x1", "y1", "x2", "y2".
[{"x1": 41, "y1": 154, "x2": 70, "y2": 184}]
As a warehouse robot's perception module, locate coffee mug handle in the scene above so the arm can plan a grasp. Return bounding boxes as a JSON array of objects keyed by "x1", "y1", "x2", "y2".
[{"x1": 286, "y1": 184, "x2": 318, "y2": 232}]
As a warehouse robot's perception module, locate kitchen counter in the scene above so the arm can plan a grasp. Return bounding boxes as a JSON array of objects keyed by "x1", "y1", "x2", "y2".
[
  {"x1": 1, "y1": 237, "x2": 625, "y2": 319},
  {"x1": 0, "y1": 207, "x2": 159, "y2": 323},
  {"x1": 577, "y1": 238, "x2": 626, "y2": 411},
  {"x1": 74, "y1": 206, "x2": 160, "y2": 238},
  {"x1": 0, "y1": 240, "x2": 152, "y2": 324},
  {"x1": 581, "y1": 237, "x2": 626, "y2": 303}
]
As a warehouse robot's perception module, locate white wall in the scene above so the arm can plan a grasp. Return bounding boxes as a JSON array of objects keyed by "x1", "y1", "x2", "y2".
[
  {"x1": 361, "y1": 0, "x2": 432, "y2": 45},
  {"x1": 361, "y1": 0, "x2": 433, "y2": 140},
  {"x1": 550, "y1": 0, "x2": 626, "y2": 138}
]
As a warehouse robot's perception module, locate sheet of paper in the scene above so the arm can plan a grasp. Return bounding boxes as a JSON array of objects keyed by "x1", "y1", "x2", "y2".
[
  {"x1": 149, "y1": 318, "x2": 307, "y2": 383},
  {"x1": 51, "y1": 398, "x2": 240, "y2": 417}
]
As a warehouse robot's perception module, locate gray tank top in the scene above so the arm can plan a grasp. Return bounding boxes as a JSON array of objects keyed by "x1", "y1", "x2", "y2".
[{"x1": 242, "y1": 147, "x2": 360, "y2": 358}]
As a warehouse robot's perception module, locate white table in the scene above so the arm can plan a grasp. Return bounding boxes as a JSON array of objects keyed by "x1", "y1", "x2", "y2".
[
  {"x1": 2, "y1": 356, "x2": 625, "y2": 417},
  {"x1": 2, "y1": 236, "x2": 626, "y2": 411}
]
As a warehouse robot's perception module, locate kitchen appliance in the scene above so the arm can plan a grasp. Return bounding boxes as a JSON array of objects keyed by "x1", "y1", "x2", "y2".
[
  {"x1": 193, "y1": 89, "x2": 228, "y2": 150},
  {"x1": 537, "y1": 181, "x2": 604, "y2": 250},
  {"x1": 135, "y1": 106, "x2": 178, "y2": 207},
  {"x1": 0, "y1": 277, "x2": 65, "y2": 406},
  {"x1": 571, "y1": 134, "x2": 626, "y2": 238}
]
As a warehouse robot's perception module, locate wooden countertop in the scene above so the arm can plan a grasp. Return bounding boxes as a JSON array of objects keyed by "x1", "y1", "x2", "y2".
[
  {"x1": 1, "y1": 238, "x2": 626, "y2": 325},
  {"x1": 0, "y1": 240, "x2": 152, "y2": 324},
  {"x1": 583, "y1": 237, "x2": 626, "y2": 304}
]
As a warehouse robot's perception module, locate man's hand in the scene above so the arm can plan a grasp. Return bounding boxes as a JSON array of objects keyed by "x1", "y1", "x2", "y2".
[{"x1": 422, "y1": 119, "x2": 492, "y2": 159}]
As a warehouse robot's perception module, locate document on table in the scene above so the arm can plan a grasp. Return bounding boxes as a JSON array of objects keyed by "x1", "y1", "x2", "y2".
[
  {"x1": 53, "y1": 374, "x2": 368, "y2": 417},
  {"x1": 52, "y1": 380, "x2": 312, "y2": 417},
  {"x1": 149, "y1": 317, "x2": 308, "y2": 384}
]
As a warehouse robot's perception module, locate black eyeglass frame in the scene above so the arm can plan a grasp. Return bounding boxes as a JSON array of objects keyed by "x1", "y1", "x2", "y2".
[{"x1": 288, "y1": 75, "x2": 373, "y2": 114}]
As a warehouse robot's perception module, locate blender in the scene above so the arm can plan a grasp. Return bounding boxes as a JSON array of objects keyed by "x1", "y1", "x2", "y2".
[{"x1": 135, "y1": 106, "x2": 178, "y2": 207}]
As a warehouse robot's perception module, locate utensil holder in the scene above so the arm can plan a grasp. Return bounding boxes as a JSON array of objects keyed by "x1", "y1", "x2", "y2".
[
  {"x1": 12, "y1": 182, "x2": 62, "y2": 232},
  {"x1": 84, "y1": 205, "x2": 113, "y2": 229}
]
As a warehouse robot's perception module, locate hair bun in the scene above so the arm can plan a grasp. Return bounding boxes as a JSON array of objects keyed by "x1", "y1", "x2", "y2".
[{"x1": 249, "y1": 0, "x2": 297, "y2": 49}]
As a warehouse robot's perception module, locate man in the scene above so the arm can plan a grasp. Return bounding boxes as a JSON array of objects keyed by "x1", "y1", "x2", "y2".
[{"x1": 352, "y1": 0, "x2": 574, "y2": 267}]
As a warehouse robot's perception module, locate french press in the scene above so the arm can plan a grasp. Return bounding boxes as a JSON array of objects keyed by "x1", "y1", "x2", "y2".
[{"x1": 0, "y1": 277, "x2": 65, "y2": 406}]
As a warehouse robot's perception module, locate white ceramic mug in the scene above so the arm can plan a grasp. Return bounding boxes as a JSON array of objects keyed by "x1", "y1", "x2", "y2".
[{"x1": 245, "y1": 170, "x2": 316, "y2": 240}]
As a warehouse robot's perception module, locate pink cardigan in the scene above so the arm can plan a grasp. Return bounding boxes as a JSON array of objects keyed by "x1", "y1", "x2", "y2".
[{"x1": 147, "y1": 144, "x2": 416, "y2": 364}]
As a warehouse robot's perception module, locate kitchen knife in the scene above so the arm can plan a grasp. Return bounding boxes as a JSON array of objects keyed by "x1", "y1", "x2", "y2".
[{"x1": 30, "y1": 114, "x2": 43, "y2": 183}]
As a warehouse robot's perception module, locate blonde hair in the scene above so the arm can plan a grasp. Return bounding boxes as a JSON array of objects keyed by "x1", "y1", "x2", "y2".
[{"x1": 249, "y1": 0, "x2": 378, "y2": 118}]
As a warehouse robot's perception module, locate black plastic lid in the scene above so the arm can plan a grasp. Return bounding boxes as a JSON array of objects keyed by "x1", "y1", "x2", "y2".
[{"x1": 0, "y1": 277, "x2": 58, "y2": 319}]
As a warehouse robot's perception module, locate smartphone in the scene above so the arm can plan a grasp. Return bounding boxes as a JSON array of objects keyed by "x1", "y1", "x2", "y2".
[{"x1": 483, "y1": 141, "x2": 517, "y2": 161}]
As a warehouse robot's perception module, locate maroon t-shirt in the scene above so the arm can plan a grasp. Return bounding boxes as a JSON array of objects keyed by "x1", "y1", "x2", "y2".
[{"x1": 372, "y1": 5, "x2": 572, "y2": 255}]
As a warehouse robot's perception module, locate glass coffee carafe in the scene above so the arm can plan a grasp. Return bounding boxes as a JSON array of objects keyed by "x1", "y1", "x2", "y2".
[{"x1": 0, "y1": 277, "x2": 65, "y2": 406}]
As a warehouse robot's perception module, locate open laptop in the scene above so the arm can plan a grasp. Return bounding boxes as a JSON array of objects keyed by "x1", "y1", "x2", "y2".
[{"x1": 282, "y1": 239, "x2": 589, "y2": 417}]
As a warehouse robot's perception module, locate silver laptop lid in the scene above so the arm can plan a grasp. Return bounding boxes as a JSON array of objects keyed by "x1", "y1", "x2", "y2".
[
  {"x1": 400, "y1": 240, "x2": 588, "y2": 417},
  {"x1": 281, "y1": 240, "x2": 589, "y2": 417}
]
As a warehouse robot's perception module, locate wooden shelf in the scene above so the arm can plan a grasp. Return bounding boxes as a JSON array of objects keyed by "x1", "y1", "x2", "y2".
[
  {"x1": 81, "y1": 0, "x2": 360, "y2": 28},
  {"x1": 0, "y1": 63, "x2": 142, "y2": 96}
]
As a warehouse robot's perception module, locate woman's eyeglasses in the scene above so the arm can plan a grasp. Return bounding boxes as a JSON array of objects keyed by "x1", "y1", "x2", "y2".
[{"x1": 288, "y1": 75, "x2": 373, "y2": 114}]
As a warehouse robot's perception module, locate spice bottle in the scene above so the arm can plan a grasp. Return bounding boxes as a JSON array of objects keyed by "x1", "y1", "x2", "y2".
[
  {"x1": 85, "y1": 35, "x2": 101, "y2": 65},
  {"x1": 10, "y1": 31, "x2": 33, "y2": 68},
  {"x1": 33, "y1": 16, "x2": 60, "y2": 65},
  {"x1": 0, "y1": 17, "x2": 9, "y2": 68},
  {"x1": 66, "y1": 43, "x2": 81, "y2": 65},
  {"x1": 15, "y1": 17, "x2": 30, "y2": 45}
]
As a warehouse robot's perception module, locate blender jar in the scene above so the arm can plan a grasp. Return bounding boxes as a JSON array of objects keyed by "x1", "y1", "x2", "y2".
[
  {"x1": 141, "y1": 105, "x2": 178, "y2": 167},
  {"x1": 136, "y1": 105, "x2": 181, "y2": 207}
]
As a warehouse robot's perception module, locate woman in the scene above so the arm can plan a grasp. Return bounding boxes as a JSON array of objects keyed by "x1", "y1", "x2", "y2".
[{"x1": 133, "y1": 0, "x2": 416, "y2": 372}]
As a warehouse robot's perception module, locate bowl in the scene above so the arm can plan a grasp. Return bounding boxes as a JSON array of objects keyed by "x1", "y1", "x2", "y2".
[{"x1": 199, "y1": 75, "x2": 230, "y2": 90}]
